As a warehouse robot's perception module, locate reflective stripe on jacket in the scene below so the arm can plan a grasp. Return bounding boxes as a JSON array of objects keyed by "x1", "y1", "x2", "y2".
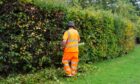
[{"x1": 63, "y1": 28, "x2": 80, "y2": 52}]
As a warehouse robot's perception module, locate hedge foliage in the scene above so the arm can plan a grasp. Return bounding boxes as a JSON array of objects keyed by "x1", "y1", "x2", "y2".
[{"x1": 0, "y1": 0, "x2": 135, "y2": 74}]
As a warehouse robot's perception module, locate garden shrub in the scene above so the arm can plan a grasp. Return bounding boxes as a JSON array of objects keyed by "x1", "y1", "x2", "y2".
[
  {"x1": 114, "y1": 15, "x2": 135, "y2": 54},
  {"x1": 136, "y1": 18, "x2": 140, "y2": 44},
  {"x1": 123, "y1": 20, "x2": 135, "y2": 53},
  {"x1": 0, "y1": 1, "x2": 66, "y2": 75},
  {"x1": 0, "y1": 0, "x2": 135, "y2": 75}
]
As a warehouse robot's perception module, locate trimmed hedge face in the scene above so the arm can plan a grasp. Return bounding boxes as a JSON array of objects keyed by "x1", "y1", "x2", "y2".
[
  {"x1": 66, "y1": 9, "x2": 135, "y2": 62},
  {"x1": 0, "y1": 1, "x2": 135, "y2": 74}
]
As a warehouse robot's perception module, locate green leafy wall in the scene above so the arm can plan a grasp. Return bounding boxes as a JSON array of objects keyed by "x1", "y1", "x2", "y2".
[{"x1": 0, "y1": 1, "x2": 135, "y2": 74}]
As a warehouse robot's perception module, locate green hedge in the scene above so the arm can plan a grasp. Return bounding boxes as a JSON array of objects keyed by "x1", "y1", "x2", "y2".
[
  {"x1": 66, "y1": 8, "x2": 135, "y2": 62},
  {"x1": 136, "y1": 18, "x2": 140, "y2": 43},
  {"x1": 0, "y1": 1, "x2": 135, "y2": 74}
]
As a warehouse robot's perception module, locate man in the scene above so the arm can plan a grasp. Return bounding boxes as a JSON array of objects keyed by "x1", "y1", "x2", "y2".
[{"x1": 62, "y1": 21, "x2": 80, "y2": 77}]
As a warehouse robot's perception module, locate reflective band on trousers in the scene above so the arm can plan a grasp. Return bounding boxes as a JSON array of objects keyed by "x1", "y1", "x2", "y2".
[
  {"x1": 65, "y1": 44, "x2": 78, "y2": 48},
  {"x1": 71, "y1": 66, "x2": 77, "y2": 70},
  {"x1": 72, "y1": 71, "x2": 76, "y2": 75},
  {"x1": 72, "y1": 62, "x2": 77, "y2": 64},
  {"x1": 64, "y1": 64, "x2": 69, "y2": 66}
]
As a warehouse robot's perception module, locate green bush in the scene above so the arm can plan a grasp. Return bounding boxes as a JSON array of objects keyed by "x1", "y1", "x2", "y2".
[
  {"x1": 0, "y1": 64, "x2": 97, "y2": 83},
  {"x1": 0, "y1": 68, "x2": 64, "y2": 84},
  {"x1": 0, "y1": 1, "x2": 65, "y2": 74},
  {"x1": 114, "y1": 15, "x2": 135, "y2": 54},
  {"x1": 137, "y1": 18, "x2": 140, "y2": 37},
  {"x1": 0, "y1": 0, "x2": 135, "y2": 74},
  {"x1": 135, "y1": 18, "x2": 140, "y2": 43}
]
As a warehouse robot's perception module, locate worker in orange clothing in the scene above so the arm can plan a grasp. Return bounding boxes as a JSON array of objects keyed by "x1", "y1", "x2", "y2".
[{"x1": 62, "y1": 21, "x2": 80, "y2": 77}]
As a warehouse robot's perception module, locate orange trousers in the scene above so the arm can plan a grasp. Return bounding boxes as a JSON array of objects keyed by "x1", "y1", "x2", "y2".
[{"x1": 62, "y1": 52, "x2": 79, "y2": 76}]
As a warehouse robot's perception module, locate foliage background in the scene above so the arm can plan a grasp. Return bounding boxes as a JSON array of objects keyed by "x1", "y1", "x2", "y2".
[{"x1": 0, "y1": 0, "x2": 136, "y2": 75}]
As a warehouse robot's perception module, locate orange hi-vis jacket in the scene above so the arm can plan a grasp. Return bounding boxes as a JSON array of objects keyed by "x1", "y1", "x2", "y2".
[{"x1": 63, "y1": 28, "x2": 80, "y2": 52}]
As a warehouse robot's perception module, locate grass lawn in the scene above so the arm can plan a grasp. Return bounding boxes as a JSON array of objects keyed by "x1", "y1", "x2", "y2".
[{"x1": 0, "y1": 45, "x2": 140, "y2": 84}]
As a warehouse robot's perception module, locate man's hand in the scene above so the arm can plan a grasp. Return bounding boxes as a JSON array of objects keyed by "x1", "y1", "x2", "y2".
[{"x1": 61, "y1": 40, "x2": 67, "y2": 50}]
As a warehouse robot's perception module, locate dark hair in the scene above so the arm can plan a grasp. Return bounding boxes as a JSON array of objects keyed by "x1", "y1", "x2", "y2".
[{"x1": 67, "y1": 25, "x2": 75, "y2": 29}]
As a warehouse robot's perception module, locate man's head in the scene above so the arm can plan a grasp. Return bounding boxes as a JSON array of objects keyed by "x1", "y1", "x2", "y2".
[{"x1": 67, "y1": 21, "x2": 75, "y2": 28}]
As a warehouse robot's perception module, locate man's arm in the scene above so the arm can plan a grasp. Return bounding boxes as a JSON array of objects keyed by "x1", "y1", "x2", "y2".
[
  {"x1": 62, "y1": 40, "x2": 67, "y2": 49},
  {"x1": 62, "y1": 31, "x2": 68, "y2": 50}
]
